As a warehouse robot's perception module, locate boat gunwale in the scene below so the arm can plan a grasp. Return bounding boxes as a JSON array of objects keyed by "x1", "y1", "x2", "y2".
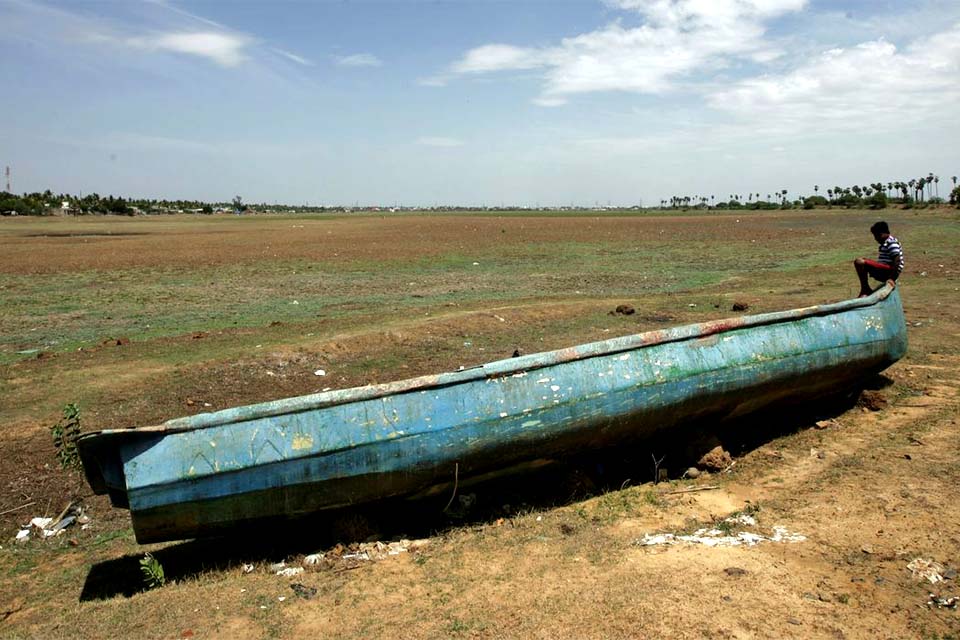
[{"x1": 78, "y1": 282, "x2": 898, "y2": 440}]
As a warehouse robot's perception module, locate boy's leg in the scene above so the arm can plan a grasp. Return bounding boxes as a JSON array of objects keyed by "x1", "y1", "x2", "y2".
[{"x1": 854, "y1": 258, "x2": 872, "y2": 297}]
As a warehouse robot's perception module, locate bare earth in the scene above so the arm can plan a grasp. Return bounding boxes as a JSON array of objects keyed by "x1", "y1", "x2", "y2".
[{"x1": 0, "y1": 210, "x2": 957, "y2": 639}]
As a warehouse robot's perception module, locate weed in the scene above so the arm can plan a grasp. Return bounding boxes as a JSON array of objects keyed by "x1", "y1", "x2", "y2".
[
  {"x1": 644, "y1": 490, "x2": 664, "y2": 507},
  {"x1": 713, "y1": 519, "x2": 735, "y2": 535},
  {"x1": 51, "y1": 402, "x2": 82, "y2": 469},
  {"x1": 139, "y1": 552, "x2": 166, "y2": 589}
]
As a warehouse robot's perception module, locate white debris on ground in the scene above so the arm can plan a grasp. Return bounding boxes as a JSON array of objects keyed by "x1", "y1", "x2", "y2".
[
  {"x1": 908, "y1": 558, "x2": 945, "y2": 584},
  {"x1": 637, "y1": 513, "x2": 805, "y2": 548},
  {"x1": 927, "y1": 594, "x2": 958, "y2": 609},
  {"x1": 328, "y1": 539, "x2": 429, "y2": 563},
  {"x1": 247, "y1": 539, "x2": 430, "y2": 577},
  {"x1": 14, "y1": 503, "x2": 89, "y2": 542}
]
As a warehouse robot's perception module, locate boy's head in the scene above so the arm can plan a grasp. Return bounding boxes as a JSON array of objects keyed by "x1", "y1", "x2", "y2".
[{"x1": 870, "y1": 221, "x2": 890, "y2": 242}]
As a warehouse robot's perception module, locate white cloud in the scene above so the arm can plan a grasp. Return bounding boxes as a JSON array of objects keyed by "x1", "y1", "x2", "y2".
[
  {"x1": 452, "y1": 44, "x2": 549, "y2": 73},
  {"x1": 532, "y1": 96, "x2": 568, "y2": 107},
  {"x1": 416, "y1": 137, "x2": 464, "y2": 148},
  {"x1": 335, "y1": 53, "x2": 382, "y2": 68},
  {"x1": 271, "y1": 47, "x2": 312, "y2": 66},
  {"x1": 708, "y1": 24, "x2": 960, "y2": 132},
  {"x1": 126, "y1": 31, "x2": 253, "y2": 67},
  {"x1": 450, "y1": 0, "x2": 807, "y2": 101}
]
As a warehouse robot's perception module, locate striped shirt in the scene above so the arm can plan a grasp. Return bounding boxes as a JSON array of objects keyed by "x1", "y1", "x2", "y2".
[{"x1": 878, "y1": 235, "x2": 904, "y2": 274}]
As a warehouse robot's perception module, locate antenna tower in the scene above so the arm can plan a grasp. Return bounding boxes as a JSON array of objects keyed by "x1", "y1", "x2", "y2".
[{"x1": 4, "y1": 166, "x2": 9, "y2": 193}]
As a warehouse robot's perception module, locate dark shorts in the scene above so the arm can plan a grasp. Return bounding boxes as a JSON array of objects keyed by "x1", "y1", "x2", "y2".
[{"x1": 863, "y1": 259, "x2": 899, "y2": 282}]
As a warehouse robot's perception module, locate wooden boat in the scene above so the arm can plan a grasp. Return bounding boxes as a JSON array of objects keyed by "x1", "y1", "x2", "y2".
[{"x1": 78, "y1": 283, "x2": 907, "y2": 543}]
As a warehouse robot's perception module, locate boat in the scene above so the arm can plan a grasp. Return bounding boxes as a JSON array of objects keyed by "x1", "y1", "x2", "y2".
[{"x1": 78, "y1": 282, "x2": 907, "y2": 543}]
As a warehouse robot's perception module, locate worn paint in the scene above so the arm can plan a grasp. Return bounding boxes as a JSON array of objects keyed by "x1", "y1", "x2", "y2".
[{"x1": 78, "y1": 284, "x2": 907, "y2": 543}]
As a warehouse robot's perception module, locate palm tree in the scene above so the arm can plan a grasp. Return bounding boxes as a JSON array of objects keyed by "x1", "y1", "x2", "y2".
[{"x1": 934, "y1": 175, "x2": 939, "y2": 199}]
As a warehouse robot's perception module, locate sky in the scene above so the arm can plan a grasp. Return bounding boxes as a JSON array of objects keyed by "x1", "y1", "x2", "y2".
[{"x1": 1, "y1": 0, "x2": 959, "y2": 206}]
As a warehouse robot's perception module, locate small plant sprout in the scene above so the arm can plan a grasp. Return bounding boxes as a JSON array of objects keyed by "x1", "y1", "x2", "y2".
[{"x1": 140, "y1": 553, "x2": 166, "y2": 589}]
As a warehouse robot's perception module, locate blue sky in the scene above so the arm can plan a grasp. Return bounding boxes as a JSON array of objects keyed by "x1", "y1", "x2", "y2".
[{"x1": 2, "y1": 0, "x2": 959, "y2": 206}]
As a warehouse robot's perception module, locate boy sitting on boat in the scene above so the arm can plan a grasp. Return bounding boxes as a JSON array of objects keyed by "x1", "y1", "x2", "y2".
[{"x1": 854, "y1": 221, "x2": 904, "y2": 297}]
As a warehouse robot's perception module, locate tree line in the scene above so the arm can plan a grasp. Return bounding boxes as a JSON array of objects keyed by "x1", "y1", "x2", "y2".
[
  {"x1": 662, "y1": 174, "x2": 959, "y2": 211},
  {"x1": 2, "y1": 175, "x2": 959, "y2": 217}
]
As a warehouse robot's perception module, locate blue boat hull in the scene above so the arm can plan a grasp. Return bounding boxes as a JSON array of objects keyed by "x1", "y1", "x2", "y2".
[{"x1": 78, "y1": 284, "x2": 907, "y2": 542}]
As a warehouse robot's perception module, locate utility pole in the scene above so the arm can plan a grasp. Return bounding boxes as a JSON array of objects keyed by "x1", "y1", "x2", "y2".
[{"x1": 4, "y1": 166, "x2": 9, "y2": 193}]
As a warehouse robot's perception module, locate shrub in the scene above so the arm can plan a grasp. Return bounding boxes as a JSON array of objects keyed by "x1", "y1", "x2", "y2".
[
  {"x1": 949, "y1": 185, "x2": 960, "y2": 206},
  {"x1": 868, "y1": 192, "x2": 887, "y2": 209}
]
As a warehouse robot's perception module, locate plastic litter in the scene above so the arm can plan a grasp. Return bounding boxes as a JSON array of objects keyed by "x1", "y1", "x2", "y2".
[
  {"x1": 908, "y1": 558, "x2": 945, "y2": 584},
  {"x1": 927, "y1": 593, "x2": 958, "y2": 609},
  {"x1": 15, "y1": 503, "x2": 87, "y2": 541}
]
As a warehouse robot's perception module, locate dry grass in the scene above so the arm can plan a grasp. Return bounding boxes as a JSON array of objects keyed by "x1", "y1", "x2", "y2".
[{"x1": 1, "y1": 207, "x2": 959, "y2": 638}]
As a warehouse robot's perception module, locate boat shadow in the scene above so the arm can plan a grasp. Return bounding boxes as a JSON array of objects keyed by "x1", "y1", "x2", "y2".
[{"x1": 80, "y1": 375, "x2": 891, "y2": 601}]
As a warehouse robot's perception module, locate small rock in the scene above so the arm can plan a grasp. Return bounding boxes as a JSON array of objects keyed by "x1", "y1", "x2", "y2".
[
  {"x1": 614, "y1": 304, "x2": 635, "y2": 316},
  {"x1": 732, "y1": 302, "x2": 749, "y2": 312},
  {"x1": 684, "y1": 467, "x2": 701, "y2": 479},
  {"x1": 943, "y1": 567, "x2": 957, "y2": 581},
  {"x1": 787, "y1": 618, "x2": 802, "y2": 626},
  {"x1": 859, "y1": 390, "x2": 887, "y2": 411},
  {"x1": 698, "y1": 446, "x2": 732, "y2": 472},
  {"x1": 290, "y1": 583, "x2": 317, "y2": 600},
  {"x1": 724, "y1": 567, "x2": 748, "y2": 577},
  {"x1": 818, "y1": 592, "x2": 833, "y2": 603}
]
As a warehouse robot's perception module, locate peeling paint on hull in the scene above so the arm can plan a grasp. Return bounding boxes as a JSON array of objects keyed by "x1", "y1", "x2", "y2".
[{"x1": 78, "y1": 284, "x2": 907, "y2": 543}]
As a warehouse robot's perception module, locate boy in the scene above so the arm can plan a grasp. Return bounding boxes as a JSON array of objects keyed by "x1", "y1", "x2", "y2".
[{"x1": 854, "y1": 221, "x2": 904, "y2": 297}]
